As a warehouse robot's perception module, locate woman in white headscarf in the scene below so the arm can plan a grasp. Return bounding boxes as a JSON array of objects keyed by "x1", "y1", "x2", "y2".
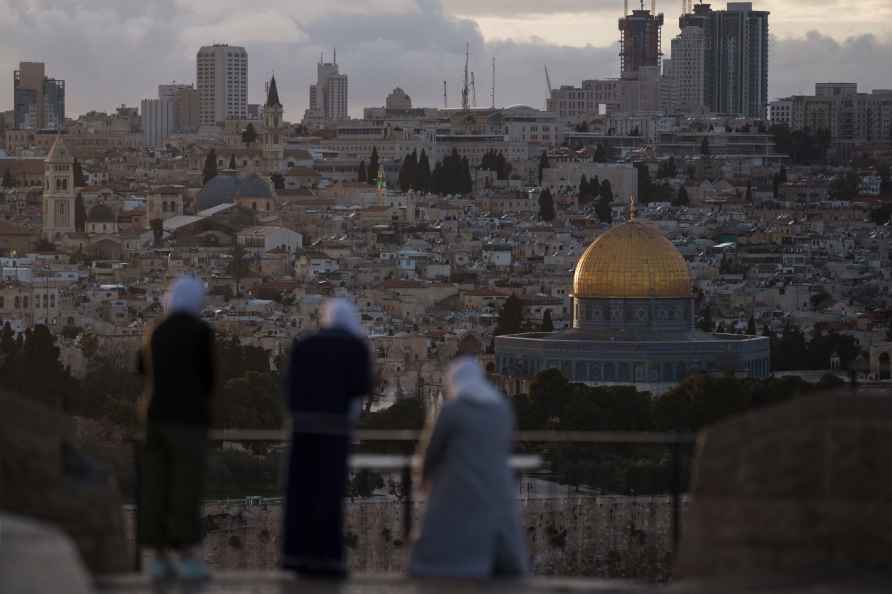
[
  {"x1": 138, "y1": 276, "x2": 215, "y2": 582},
  {"x1": 409, "y1": 357, "x2": 528, "y2": 577},
  {"x1": 281, "y1": 298, "x2": 373, "y2": 578}
]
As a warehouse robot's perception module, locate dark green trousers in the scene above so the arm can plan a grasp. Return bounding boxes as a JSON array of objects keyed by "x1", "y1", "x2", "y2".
[{"x1": 138, "y1": 422, "x2": 208, "y2": 549}]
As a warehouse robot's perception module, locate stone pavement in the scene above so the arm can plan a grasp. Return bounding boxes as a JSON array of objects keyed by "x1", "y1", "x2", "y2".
[
  {"x1": 95, "y1": 572, "x2": 647, "y2": 594},
  {"x1": 93, "y1": 571, "x2": 892, "y2": 594}
]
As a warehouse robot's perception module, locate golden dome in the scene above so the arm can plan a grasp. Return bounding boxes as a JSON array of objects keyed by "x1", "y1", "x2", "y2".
[{"x1": 573, "y1": 221, "x2": 691, "y2": 299}]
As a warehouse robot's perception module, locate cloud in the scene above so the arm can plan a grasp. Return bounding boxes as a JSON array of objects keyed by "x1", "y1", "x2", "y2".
[
  {"x1": 0, "y1": 0, "x2": 889, "y2": 119},
  {"x1": 769, "y1": 31, "x2": 892, "y2": 99}
]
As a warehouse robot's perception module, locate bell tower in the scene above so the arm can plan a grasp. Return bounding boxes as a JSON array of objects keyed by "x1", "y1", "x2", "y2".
[
  {"x1": 262, "y1": 75, "x2": 284, "y2": 167},
  {"x1": 43, "y1": 136, "x2": 77, "y2": 240}
]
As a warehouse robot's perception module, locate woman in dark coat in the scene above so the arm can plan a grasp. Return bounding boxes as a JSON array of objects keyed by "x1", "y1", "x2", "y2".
[
  {"x1": 282, "y1": 298, "x2": 373, "y2": 577},
  {"x1": 138, "y1": 276, "x2": 215, "y2": 582},
  {"x1": 409, "y1": 357, "x2": 528, "y2": 577}
]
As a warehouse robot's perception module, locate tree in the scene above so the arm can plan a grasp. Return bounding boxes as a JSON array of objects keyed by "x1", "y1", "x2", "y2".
[
  {"x1": 657, "y1": 157, "x2": 677, "y2": 179},
  {"x1": 593, "y1": 144, "x2": 608, "y2": 163},
  {"x1": 72, "y1": 158, "x2": 85, "y2": 187},
  {"x1": 829, "y1": 169, "x2": 861, "y2": 201},
  {"x1": 150, "y1": 218, "x2": 163, "y2": 247},
  {"x1": 595, "y1": 180, "x2": 613, "y2": 223},
  {"x1": 538, "y1": 188, "x2": 556, "y2": 222},
  {"x1": 367, "y1": 147, "x2": 380, "y2": 184},
  {"x1": 697, "y1": 304, "x2": 713, "y2": 332},
  {"x1": 74, "y1": 193, "x2": 86, "y2": 232},
  {"x1": 202, "y1": 149, "x2": 218, "y2": 185},
  {"x1": 357, "y1": 160, "x2": 367, "y2": 182},
  {"x1": 541, "y1": 309, "x2": 554, "y2": 332},
  {"x1": 673, "y1": 186, "x2": 690, "y2": 207},
  {"x1": 745, "y1": 181, "x2": 753, "y2": 203},
  {"x1": 637, "y1": 163, "x2": 656, "y2": 203},
  {"x1": 747, "y1": 316, "x2": 757, "y2": 335},
  {"x1": 495, "y1": 295, "x2": 525, "y2": 336},
  {"x1": 537, "y1": 151, "x2": 550, "y2": 185},
  {"x1": 398, "y1": 150, "x2": 418, "y2": 192},
  {"x1": 1, "y1": 169, "x2": 13, "y2": 188},
  {"x1": 416, "y1": 149, "x2": 431, "y2": 192},
  {"x1": 228, "y1": 154, "x2": 237, "y2": 170},
  {"x1": 578, "y1": 174, "x2": 595, "y2": 205},
  {"x1": 241, "y1": 123, "x2": 257, "y2": 148},
  {"x1": 271, "y1": 173, "x2": 284, "y2": 190},
  {"x1": 700, "y1": 136, "x2": 710, "y2": 158}
]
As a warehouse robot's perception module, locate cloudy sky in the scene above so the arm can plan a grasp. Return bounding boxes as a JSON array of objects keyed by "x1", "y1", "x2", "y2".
[{"x1": 0, "y1": 0, "x2": 890, "y2": 118}]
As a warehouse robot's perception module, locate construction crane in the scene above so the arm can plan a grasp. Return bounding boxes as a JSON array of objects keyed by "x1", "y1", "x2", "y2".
[{"x1": 544, "y1": 65, "x2": 553, "y2": 97}]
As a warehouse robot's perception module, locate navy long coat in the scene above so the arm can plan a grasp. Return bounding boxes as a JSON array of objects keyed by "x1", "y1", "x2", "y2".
[{"x1": 281, "y1": 327, "x2": 372, "y2": 576}]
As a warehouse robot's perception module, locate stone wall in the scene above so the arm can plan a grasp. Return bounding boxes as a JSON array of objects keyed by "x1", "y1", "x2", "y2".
[{"x1": 126, "y1": 495, "x2": 684, "y2": 579}]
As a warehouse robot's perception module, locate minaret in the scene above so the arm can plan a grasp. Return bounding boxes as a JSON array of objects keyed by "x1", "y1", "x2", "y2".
[{"x1": 43, "y1": 136, "x2": 77, "y2": 240}]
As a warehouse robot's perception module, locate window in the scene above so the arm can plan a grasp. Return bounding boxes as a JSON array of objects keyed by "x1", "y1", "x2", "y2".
[
  {"x1": 23, "y1": 296, "x2": 28, "y2": 309},
  {"x1": 14, "y1": 296, "x2": 20, "y2": 309}
]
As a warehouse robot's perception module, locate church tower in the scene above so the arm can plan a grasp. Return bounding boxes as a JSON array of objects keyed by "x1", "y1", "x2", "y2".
[
  {"x1": 262, "y1": 75, "x2": 284, "y2": 167},
  {"x1": 43, "y1": 136, "x2": 77, "y2": 240}
]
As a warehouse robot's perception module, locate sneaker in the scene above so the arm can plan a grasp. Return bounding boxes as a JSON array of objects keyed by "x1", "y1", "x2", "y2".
[
  {"x1": 177, "y1": 558, "x2": 210, "y2": 582},
  {"x1": 149, "y1": 558, "x2": 177, "y2": 582}
]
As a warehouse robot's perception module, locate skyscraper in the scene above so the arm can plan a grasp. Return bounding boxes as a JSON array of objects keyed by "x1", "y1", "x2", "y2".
[
  {"x1": 159, "y1": 83, "x2": 200, "y2": 132},
  {"x1": 196, "y1": 45, "x2": 248, "y2": 127},
  {"x1": 141, "y1": 98, "x2": 175, "y2": 148},
  {"x1": 665, "y1": 26, "x2": 706, "y2": 114},
  {"x1": 618, "y1": 8, "x2": 664, "y2": 80},
  {"x1": 679, "y1": 2, "x2": 770, "y2": 117},
  {"x1": 14, "y1": 62, "x2": 65, "y2": 131},
  {"x1": 303, "y1": 52, "x2": 348, "y2": 126}
]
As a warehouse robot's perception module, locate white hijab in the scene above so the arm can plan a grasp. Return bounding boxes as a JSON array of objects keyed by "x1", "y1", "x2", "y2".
[
  {"x1": 164, "y1": 276, "x2": 206, "y2": 316},
  {"x1": 321, "y1": 298, "x2": 365, "y2": 338},
  {"x1": 446, "y1": 356, "x2": 503, "y2": 404}
]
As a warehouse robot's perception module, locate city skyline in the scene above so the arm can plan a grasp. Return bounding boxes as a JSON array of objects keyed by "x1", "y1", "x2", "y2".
[{"x1": 0, "y1": 0, "x2": 890, "y2": 119}]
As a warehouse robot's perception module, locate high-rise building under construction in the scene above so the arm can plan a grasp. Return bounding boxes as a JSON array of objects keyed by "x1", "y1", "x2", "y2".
[{"x1": 618, "y1": 4, "x2": 664, "y2": 80}]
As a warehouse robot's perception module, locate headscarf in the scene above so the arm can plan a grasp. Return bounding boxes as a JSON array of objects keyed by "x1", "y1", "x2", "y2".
[
  {"x1": 446, "y1": 356, "x2": 503, "y2": 404},
  {"x1": 164, "y1": 275, "x2": 206, "y2": 316},
  {"x1": 321, "y1": 298, "x2": 365, "y2": 337}
]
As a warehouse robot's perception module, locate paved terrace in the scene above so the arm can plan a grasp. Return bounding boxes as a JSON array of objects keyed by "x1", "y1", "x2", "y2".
[{"x1": 93, "y1": 571, "x2": 892, "y2": 594}]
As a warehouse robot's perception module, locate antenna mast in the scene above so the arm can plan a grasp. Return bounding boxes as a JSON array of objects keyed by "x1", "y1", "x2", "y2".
[
  {"x1": 462, "y1": 43, "x2": 470, "y2": 111},
  {"x1": 491, "y1": 57, "x2": 496, "y2": 109},
  {"x1": 443, "y1": 80, "x2": 448, "y2": 109},
  {"x1": 471, "y1": 72, "x2": 477, "y2": 108}
]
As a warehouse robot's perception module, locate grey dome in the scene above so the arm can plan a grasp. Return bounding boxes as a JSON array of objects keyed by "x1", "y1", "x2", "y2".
[{"x1": 197, "y1": 174, "x2": 273, "y2": 211}]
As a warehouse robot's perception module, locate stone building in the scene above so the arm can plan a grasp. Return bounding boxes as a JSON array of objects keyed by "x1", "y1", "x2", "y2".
[{"x1": 496, "y1": 214, "x2": 770, "y2": 394}]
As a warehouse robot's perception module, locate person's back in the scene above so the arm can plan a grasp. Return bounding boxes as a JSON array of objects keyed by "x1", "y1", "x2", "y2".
[
  {"x1": 286, "y1": 327, "x2": 370, "y2": 418},
  {"x1": 409, "y1": 358, "x2": 528, "y2": 577},
  {"x1": 147, "y1": 312, "x2": 214, "y2": 425},
  {"x1": 138, "y1": 276, "x2": 215, "y2": 583},
  {"x1": 281, "y1": 299, "x2": 372, "y2": 577}
]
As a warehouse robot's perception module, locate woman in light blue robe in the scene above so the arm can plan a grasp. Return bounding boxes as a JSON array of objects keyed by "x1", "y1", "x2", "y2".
[{"x1": 409, "y1": 357, "x2": 528, "y2": 577}]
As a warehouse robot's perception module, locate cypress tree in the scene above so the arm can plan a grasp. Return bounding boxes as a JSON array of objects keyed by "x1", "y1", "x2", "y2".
[
  {"x1": 367, "y1": 147, "x2": 380, "y2": 184},
  {"x1": 202, "y1": 148, "x2": 218, "y2": 185}
]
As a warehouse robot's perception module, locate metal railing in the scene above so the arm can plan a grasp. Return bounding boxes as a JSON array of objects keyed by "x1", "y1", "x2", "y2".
[{"x1": 132, "y1": 429, "x2": 696, "y2": 571}]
